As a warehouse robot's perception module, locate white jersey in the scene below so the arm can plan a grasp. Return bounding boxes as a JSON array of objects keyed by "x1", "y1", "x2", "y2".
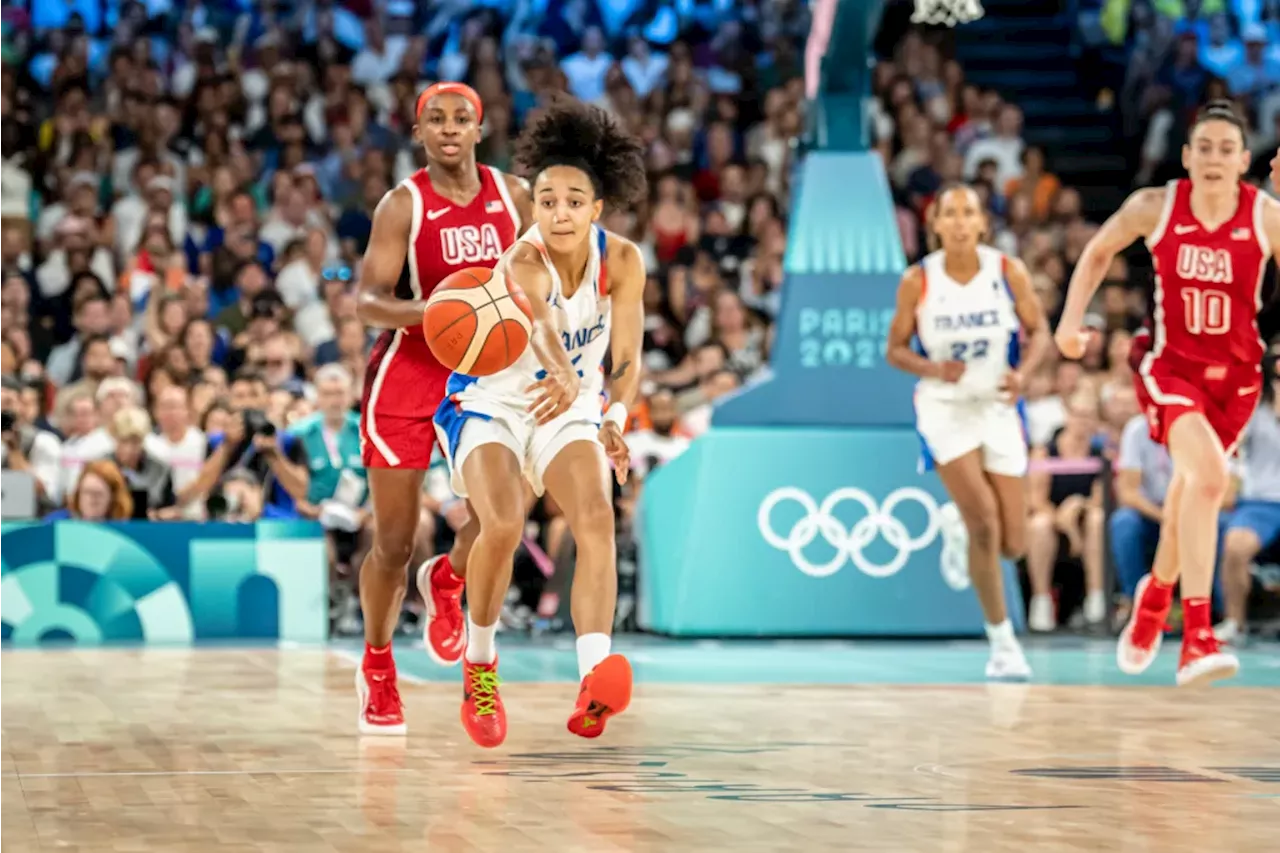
[
  {"x1": 445, "y1": 223, "x2": 612, "y2": 418},
  {"x1": 914, "y1": 245, "x2": 1021, "y2": 403}
]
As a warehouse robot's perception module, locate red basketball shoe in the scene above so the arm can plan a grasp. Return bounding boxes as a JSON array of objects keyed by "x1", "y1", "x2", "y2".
[
  {"x1": 1176, "y1": 628, "x2": 1240, "y2": 687},
  {"x1": 356, "y1": 656, "x2": 407, "y2": 736},
  {"x1": 416, "y1": 555, "x2": 466, "y2": 666},
  {"x1": 461, "y1": 658, "x2": 506, "y2": 748},
  {"x1": 567, "y1": 654, "x2": 633, "y2": 739},
  {"x1": 1116, "y1": 574, "x2": 1171, "y2": 675}
]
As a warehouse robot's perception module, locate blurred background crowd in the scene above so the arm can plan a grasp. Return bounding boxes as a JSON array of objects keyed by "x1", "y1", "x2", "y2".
[
  {"x1": 0, "y1": 0, "x2": 807, "y2": 636},
  {"x1": 1, "y1": 0, "x2": 1277, "y2": 641}
]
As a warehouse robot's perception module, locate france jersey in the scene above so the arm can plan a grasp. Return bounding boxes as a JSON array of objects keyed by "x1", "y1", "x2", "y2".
[
  {"x1": 912, "y1": 245, "x2": 1029, "y2": 476},
  {"x1": 914, "y1": 245, "x2": 1021, "y2": 404},
  {"x1": 433, "y1": 223, "x2": 613, "y2": 497}
]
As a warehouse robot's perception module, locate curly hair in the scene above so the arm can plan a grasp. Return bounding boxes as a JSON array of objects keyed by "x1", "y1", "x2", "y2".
[{"x1": 513, "y1": 97, "x2": 647, "y2": 209}]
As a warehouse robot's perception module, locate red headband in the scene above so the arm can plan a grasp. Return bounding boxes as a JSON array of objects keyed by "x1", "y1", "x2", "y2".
[{"x1": 415, "y1": 82, "x2": 483, "y2": 125}]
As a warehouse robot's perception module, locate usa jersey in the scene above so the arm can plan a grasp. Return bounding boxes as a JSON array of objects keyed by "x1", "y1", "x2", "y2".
[
  {"x1": 445, "y1": 223, "x2": 611, "y2": 416},
  {"x1": 1145, "y1": 178, "x2": 1270, "y2": 368},
  {"x1": 398, "y1": 164, "x2": 522, "y2": 304},
  {"x1": 914, "y1": 245, "x2": 1021, "y2": 403}
]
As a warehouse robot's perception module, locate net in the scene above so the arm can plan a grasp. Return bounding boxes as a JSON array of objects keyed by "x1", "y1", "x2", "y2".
[{"x1": 911, "y1": 0, "x2": 985, "y2": 27}]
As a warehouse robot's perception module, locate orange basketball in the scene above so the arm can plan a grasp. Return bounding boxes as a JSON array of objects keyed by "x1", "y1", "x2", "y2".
[{"x1": 423, "y1": 267, "x2": 534, "y2": 376}]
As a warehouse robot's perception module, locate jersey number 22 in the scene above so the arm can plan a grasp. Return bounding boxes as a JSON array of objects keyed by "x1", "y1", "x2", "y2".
[{"x1": 950, "y1": 339, "x2": 989, "y2": 362}]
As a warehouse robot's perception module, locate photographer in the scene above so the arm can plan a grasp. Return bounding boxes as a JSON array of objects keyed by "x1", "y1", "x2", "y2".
[
  {"x1": 1, "y1": 375, "x2": 61, "y2": 511},
  {"x1": 177, "y1": 372, "x2": 310, "y2": 520}
]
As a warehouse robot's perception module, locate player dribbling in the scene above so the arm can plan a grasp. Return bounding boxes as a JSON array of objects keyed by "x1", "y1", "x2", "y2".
[{"x1": 432, "y1": 98, "x2": 648, "y2": 747}]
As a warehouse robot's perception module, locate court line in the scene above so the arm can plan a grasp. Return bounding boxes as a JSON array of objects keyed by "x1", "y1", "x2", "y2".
[
  {"x1": 5, "y1": 768, "x2": 418, "y2": 780},
  {"x1": 328, "y1": 648, "x2": 428, "y2": 683}
]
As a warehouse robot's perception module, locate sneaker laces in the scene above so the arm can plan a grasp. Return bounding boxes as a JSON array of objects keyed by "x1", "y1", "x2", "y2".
[
  {"x1": 466, "y1": 666, "x2": 501, "y2": 716},
  {"x1": 365, "y1": 670, "x2": 402, "y2": 718}
]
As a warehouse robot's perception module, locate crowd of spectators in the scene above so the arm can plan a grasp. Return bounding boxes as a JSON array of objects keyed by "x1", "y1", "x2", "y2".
[
  {"x1": 0, "y1": 0, "x2": 808, "y2": 635},
  {"x1": 879, "y1": 23, "x2": 1280, "y2": 640}
]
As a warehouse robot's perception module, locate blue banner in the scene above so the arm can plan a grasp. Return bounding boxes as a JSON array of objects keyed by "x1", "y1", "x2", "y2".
[
  {"x1": 0, "y1": 521, "x2": 327, "y2": 646},
  {"x1": 714, "y1": 273, "x2": 914, "y2": 427},
  {"x1": 638, "y1": 428, "x2": 1024, "y2": 637}
]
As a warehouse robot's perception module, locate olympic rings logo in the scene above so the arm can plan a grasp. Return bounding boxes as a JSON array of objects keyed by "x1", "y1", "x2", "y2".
[{"x1": 757, "y1": 487, "x2": 943, "y2": 578}]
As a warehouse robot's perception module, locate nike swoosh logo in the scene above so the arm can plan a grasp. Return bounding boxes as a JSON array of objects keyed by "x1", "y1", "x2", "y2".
[
  {"x1": 1239, "y1": 385, "x2": 1259, "y2": 396},
  {"x1": 1173, "y1": 225, "x2": 1197, "y2": 235},
  {"x1": 427, "y1": 207, "x2": 452, "y2": 221}
]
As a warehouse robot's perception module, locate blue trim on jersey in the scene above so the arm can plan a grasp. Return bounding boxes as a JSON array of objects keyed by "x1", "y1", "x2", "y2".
[
  {"x1": 536, "y1": 353, "x2": 584, "y2": 381},
  {"x1": 915, "y1": 428, "x2": 937, "y2": 473},
  {"x1": 911, "y1": 335, "x2": 930, "y2": 360},
  {"x1": 1015, "y1": 397, "x2": 1030, "y2": 447},
  {"x1": 433, "y1": 374, "x2": 491, "y2": 461}
]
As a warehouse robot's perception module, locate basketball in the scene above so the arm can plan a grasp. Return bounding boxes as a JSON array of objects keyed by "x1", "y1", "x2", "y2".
[{"x1": 423, "y1": 267, "x2": 534, "y2": 376}]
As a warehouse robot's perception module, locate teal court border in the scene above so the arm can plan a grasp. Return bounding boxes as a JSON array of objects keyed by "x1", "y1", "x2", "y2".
[{"x1": 344, "y1": 636, "x2": 1280, "y2": 687}]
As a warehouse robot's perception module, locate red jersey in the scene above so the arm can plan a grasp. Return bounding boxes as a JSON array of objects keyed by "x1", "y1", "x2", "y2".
[
  {"x1": 1145, "y1": 178, "x2": 1270, "y2": 368},
  {"x1": 360, "y1": 164, "x2": 522, "y2": 469}
]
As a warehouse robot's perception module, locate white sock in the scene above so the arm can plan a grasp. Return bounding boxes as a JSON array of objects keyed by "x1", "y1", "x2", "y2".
[
  {"x1": 465, "y1": 616, "x2": 497, "y2": 664},
  {"x1": 576, "y1": 633, "x2": 611, "y2": 679},
  {"x1": 985, "y1": 620, "x2": 1016, "y2": 649}
]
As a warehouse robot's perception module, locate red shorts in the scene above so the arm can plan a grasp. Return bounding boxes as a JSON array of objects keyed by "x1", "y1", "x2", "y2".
[
  {"x1": 1133, "y1": 354, "x2": 1262, "y2": 455},
  {"x1": 360, "y1": 329, "x2": 450, "y2": 469}
]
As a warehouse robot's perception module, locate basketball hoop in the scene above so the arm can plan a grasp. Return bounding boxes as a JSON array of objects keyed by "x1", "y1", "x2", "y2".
[{"x1": 911, "y1": 0, "x2": 985, "y2": 27}]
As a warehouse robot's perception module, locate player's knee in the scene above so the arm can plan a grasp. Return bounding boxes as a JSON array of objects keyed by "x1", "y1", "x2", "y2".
[
  {"x1": 1186, "y1": 457, "x2": 1230, "y2": 502},
  {"x1": 569, "y1": 494, "x2": 616, "y2": 544},
  {"x1": 965, "y1": 509, "x2": 999, "y2": 551},
  {"x1": 480, "y1": 513, "x2": 525, "y2": 556},
  {"x1": 1028, "y1": 509, "x2": 1055, "y2": 536},
  {"x1": 373, "y1": 528, "x2": 416, "y2": 571}
]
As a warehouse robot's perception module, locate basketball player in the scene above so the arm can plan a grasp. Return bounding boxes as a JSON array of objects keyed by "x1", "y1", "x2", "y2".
[
  {"x1": 354, "y1": 82, "x2": 531, "y2": 734},
  {"x1": 1056, "y1": 102, "x2": 1280, "y2": 686},
  {"x1": 432, "y1": 99, "x2": 647, "y2": 748},
  {"x1": 887, "y1": 184, "x2": 1051, "y2": 680}
]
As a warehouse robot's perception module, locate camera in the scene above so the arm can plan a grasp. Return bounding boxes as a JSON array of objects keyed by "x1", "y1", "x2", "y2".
[
  {"x1": 1, "y1": 410, "x2": 15, "y2": 433},
  {"x1": 242, "y1": 409, "x2": 276, "y2": 439}
]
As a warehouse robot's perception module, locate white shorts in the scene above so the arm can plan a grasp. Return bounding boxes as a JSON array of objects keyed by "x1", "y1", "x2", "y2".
[
  {"x1": 434, "y1": 400, "x2": 601, "y2": 498},
  {"x1": 914, "y1": 395, "x2": 1028, "y2": 477}
]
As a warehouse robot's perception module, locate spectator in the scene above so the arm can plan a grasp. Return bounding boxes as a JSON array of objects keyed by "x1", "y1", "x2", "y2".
[
  {"x1": 108, "y1": 406, "x2": 175, "y2": 520},
  {"x1": 1, "y1": 375, "x2": 62, "y2": 508},
  {"x1": 48, "y1": 459, "x2": 134, "y2": 523},
  {"x1": 1026, "y1": 396, "x2": 1108, "y2": 631},
  {"x1": 54, "y1": 387, "x2": 114, "y2": 502},
  {"x1": 144, "y1": 385, "x2": 207, "y2": 519},
  {"x1": 963, "y1": 104, "x2": 1025, "y2": 188}
]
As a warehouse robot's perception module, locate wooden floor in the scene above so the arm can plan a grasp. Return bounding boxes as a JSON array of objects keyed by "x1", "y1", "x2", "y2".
[{"x1": 2, "y1": 647, "x2": 1278, "y2": 852}]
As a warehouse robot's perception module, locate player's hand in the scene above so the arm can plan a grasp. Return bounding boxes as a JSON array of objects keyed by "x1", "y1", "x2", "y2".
[
  {"x1": 599, "y1": 422, "x2": 630, "y2": 485},
  {"x1": 525, "y1": 370, "x2": 580, "y2": 425},
  {"x1": 936, "y1": 360, "x2": 965, "y2": 383},
  {"x1": 1054, "y1": 324, "x2": 1088, "y2": 360},
  {"x1": 999, "y1": 370, "x2": 1024, "y2": 401},
  {"x1": 1271, "y1": 149, "x2": 1279, "y2": 195}
]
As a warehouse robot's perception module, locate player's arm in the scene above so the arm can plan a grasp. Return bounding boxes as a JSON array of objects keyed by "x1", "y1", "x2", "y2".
[
  {"x1": 1003, "y1": 256, "x2": 1051, "y2": 397},
  {"x1": 508, "y1": 246, "x2": 579, "y2": 423},
  {"x1": 355, "y1": 187, "x2": 421, "y2": 329},
  {"x1": 601, "y1": 236, "x2": 646, "y2": 484},
  {"x1": 502, "y1": 173, "x2": 535, "y2": 237},
  {"x1": 1259, "y1": 192, "x2": 1280, "y2": 266},
  {"x1": 885, "y1": 265, "x2": 961, "y2": 382},
  {"x1": 1056, "y1": 188, "x2": 1163, "y2": 358}
]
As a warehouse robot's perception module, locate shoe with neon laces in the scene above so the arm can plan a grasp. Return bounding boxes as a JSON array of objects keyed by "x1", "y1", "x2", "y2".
[
  {"x1": 416, "y1": 555, "x2": 466, "y2": 666},
  {"x1": 567, "y1": 654, "x2": 632, "y2": 739},
  {"x1": 1116, "y1": 574, "x2": 1172, "y2": 675},
  {"x1": 460, "y1": 658, "x2": 506, "y2": 748},
  {"x1": 1176, "y1": 627, "x2": 1240, "y2": 687},
  {"x1": 356, "y1": 653, "x2": 407, "y2": 736}
]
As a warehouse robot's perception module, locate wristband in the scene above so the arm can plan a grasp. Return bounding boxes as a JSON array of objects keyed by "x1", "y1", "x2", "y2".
[{"x1": 604, "y1": 402, "x2": 627, "y2": 430}]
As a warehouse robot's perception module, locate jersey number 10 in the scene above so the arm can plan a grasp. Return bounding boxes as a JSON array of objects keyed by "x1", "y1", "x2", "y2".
[{"x1": 1180, "y1": 287, "x2": 1231, "y2": 336}]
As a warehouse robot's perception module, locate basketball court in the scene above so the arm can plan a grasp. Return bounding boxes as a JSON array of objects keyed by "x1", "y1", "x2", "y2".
[{"x1": 4, "y1": 639, "x2": 1277, "y2": 852}]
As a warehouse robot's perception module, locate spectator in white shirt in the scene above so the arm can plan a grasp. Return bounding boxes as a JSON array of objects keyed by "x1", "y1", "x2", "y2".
[
  {"x1": 54, "y1": 388, "x2": 115, "y2": 502},
  {"x1": 963, "y1": 104, "x2": 1025, "y2": 188},
  {"x1": 144, "y1": 385, "x2": 208, "y2": 519},
  {"x1": 1, "y1": 376, "x2": 62, "y2": 506},
  {"x1": 561, "y1": 27, "x2": 614, "y2": 103},
  {"x1": 621, "y1": 36, "x2": 668, "y2": 98},
  {"x1": 351, "y1": 17, "x2": 405, "y2": 87}
]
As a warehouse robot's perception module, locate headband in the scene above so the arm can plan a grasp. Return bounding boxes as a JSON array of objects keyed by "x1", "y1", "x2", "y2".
[
  {"x1": 415, "y1": 82, "x2": 483, "y2": 125},
  {"x1": 535, "y1": 156, "x2": 603, "y2": 199}
]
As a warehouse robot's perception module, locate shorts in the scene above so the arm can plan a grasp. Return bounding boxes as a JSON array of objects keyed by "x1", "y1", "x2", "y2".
[
  {"x1": 914, "y1": 394, "x2": 1028, "y2": 477},
  {"x1": 1226, "y1": 500, "x2": 1280, "y2": 549},
  {"x1": 433, "y1": 398, "x2": 601, "y2": 498},
  {"x1": 360, "y1": 329, "x2": 451, "y2": 469},
  {"x1": 1134, "y1": 354, "x2": 1261, "y2": 455}
]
